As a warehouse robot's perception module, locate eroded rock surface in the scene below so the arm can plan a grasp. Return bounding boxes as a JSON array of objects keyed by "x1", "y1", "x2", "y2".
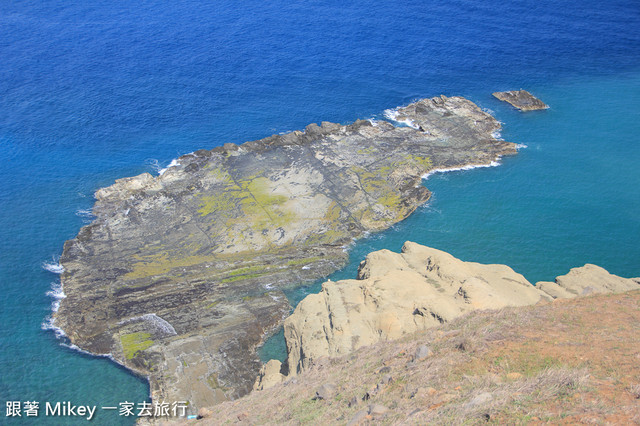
[
  {"x1": 254, "y1": 242, "x2": 639, "y2": 388},
  {"x1": 279, "y1": 242, "x2": 551, "y2": 378},
  {"x1": 537, "y1": 264, "x2": 640, "y2": 299},
  {"x1": 56, "y1": 96, "x2": 516, "y2": 411},
  {"x1": 492, "y1": 90, "x2": 549, "y2": 111}
]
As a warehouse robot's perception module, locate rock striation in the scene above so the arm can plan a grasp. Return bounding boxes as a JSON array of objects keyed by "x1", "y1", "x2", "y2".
[
  {"x1": 255, "y1": 242, "x2": 639, "y2": 388},
  {"x1": 492, "y1": 90, "x2": 549, "y2": 111},
  {"x1": 56, "y1": 96, "x2": 517, "y2": 411}
]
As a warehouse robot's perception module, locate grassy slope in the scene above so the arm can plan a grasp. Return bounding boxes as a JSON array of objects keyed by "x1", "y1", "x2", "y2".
[{"x1": 199, "y1": 290, "x2": 640, "y2": 425}]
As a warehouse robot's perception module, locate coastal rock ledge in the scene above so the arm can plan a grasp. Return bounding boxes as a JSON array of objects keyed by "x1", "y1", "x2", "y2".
[
  {"x1": 56, "y1": 96, "x2": 516, "y2": 411},
  {"x1": 255, "y1": 242, "x2": 640, "y2": 390}
]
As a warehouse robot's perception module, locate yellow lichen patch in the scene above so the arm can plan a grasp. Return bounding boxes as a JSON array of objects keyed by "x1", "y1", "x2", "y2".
[
  {"x1": 405, "y1": 154, "x2": 433, "y2": 171},
  {"x1": 356, "y1": 146, "x2": 378, "y2": 155},
  {"x1": 324, "y1": 201, "x2": 342, "y2": 222},
  {"x1": 120, "y1": 332, "x2": 154, "y2": 360},
  {"x1": 197, "y1": 175, "x2": 297, "y2": 230},
  {"x1": 286, "y1": 256, "x2": 324, "y2": 267},
  {"x1": 302, "y1": 228, "x2": 350, "y2": 246},
  {"x1": 349, "y1": 166, "x2": 405, "y2": 220},
  {"x1": 124, "y1": 253, "x2": 216, "y2": 280},
  {"x1": 197, "y1": 190, "x2": 237, "y2": 217}
]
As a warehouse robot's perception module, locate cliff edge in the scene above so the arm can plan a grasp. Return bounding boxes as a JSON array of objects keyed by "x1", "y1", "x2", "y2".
[{"x1": 255, "y1": 242, "x2": 639, "y2": 390}]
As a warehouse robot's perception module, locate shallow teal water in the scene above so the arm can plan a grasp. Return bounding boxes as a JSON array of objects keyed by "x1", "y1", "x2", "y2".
[{"x1": 260, "y1": 73, "x2": 640, "y2": 362}]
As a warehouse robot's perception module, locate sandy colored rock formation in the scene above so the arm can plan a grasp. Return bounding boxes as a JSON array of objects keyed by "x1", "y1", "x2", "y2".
[
  {"x1": 537, "y1": 263, "x2": 640, "y2": 299},
  {"x1": 56, "y1": 96, "x2": 517, "y2": 411},
  {"x1": 492, "y1": 90, "x2": 548, "y2": 111},
  {"x1": 280, "y1": 242, "x2": 550, "y2": 377},
  {"x1": 255, "y1": 242, "x2": 639, "y2": 389}
]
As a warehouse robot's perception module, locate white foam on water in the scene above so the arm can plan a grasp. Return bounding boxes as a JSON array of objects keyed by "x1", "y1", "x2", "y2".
[
  {"x1": 42, "y1": 278, "x2": 68, "y2": 337},
  {"x1": 383, "y1": 108, "x2": 419, "y2": 129},
  {"x1": 46, "y1": 282, "x2": 66, "y2": 312},
  {"x1": 422, "y1": 159, "x2": 502, "y2": 180},
  {"x1": 60, "y1": 342, "x2": 116, "y2": 361},
  {"x1": 75, "y1": 209, "x2": 95, "y2": 223},
  {"x1": 158, "y1": 159, "x2": 181, "y2": 176},
  {"x1": 42, "y1": 257, "x2": 64, "y2": 274},
  {"x1": 515, "y1": 143, "x2": 528, "y2": 149},
  {"x1": 491, "y1": 129, "x2": 503, "y2": 140},
  {"x1": 41, "y1": 317, "x2": 67, "y2": 339}
]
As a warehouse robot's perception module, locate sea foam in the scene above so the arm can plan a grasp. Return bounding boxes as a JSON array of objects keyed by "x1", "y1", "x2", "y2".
[
  {"x1": 42, "y1": 258, "x2": 64, "y2": 274},
  {"x1": 383, "y1": 108, "x2": 419, "y2": 129},
  {"x1": 158, "y1": 159, "x2": 181, "y2": 176},
  {"x1": 421, "y1": 160, "x2": 502, "y2": 180}
]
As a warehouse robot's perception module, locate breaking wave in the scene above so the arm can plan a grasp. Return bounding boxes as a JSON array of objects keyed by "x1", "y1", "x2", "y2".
[
  {"x1": 383, "y1": 108, "x2": 419, "y2": 129},
  {"x1": 42, "y1": 257, "x2": 64, "y2": 274},
  {"x1": 422, "y1": 160, "x2": 502, "y2": 180}
]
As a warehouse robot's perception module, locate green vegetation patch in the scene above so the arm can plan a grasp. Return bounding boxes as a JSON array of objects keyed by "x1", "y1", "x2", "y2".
[
  {"x1": 197, "y1": 174, "x2": 297, "y2": 230},
  {"x1": 121, "y1": 332, "x2": 154, "y2": 360}
]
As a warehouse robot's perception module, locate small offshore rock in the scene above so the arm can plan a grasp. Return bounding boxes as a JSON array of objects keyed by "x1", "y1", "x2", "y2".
[
  {"x1": 492, "y1": 90, "x2": 549, "y2": 111},
  {"x1": 314, "y1": 383, "x2": 337, "y2": 400}
]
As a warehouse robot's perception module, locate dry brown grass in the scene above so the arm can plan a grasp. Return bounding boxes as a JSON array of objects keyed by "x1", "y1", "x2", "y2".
[{"x1": 180, "y1": 290, "x2": 640, "y2": 425}]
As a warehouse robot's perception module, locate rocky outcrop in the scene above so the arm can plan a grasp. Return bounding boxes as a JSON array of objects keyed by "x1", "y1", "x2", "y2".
[
  {"x1": 56, "y1": 96, "x2": 517, "y2": 411},
  {"x1": 254, "y1": 242, "x2": 639, "y2": 388},
  {"x1": 492, "y1": 90, "x2": 549, "y2": 111},
  {"x1": 537, "y1": 264, "x2": 640, "y2": 299}
]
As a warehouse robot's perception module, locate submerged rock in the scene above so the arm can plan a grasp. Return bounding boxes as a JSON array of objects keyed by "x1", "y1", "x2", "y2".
[
  {"x1": 492, "y1": 90, "x2": 549, "y2": 111},
  {"x1": 56, "y1": 96, "x2": 517, "y2": 411}
]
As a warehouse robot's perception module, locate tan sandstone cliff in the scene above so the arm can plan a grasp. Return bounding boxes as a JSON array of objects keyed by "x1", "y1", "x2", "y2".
[{"x1": 255, "y1": 242, "x2": 640, "y2": 390}]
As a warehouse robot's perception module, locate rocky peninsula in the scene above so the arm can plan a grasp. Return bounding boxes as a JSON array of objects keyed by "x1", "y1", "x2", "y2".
[{"x1": 56, "y1": 96, "x2": 517, "y2": 410}]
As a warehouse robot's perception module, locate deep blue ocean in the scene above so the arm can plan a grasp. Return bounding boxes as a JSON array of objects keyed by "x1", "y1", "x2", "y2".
[{"x1": 1, "y1": 1, "x2": 639, "y2": 423}]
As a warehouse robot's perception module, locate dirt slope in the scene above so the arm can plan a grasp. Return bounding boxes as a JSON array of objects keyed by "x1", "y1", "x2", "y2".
[{"x1": 194, "y1": 290, "x2": 640, "y2": 425}]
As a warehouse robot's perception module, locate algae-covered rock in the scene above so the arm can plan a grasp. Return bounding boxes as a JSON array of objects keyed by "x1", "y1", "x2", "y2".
[{"x1": 56, "y1": 96, "x2": 517, "y2": 411}]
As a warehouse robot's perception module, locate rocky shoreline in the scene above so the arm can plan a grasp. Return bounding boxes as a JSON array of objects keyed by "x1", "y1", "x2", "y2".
[
  {"x1": 56, "y1": 96, "x2": 517, "y2": 411},
  {"x1": 255, "y1": 242, "x2": 640, "y2": 390}
]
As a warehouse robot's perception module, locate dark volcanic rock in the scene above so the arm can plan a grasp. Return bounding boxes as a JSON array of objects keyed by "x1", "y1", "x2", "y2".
[
  {"x1": 55, "y1": 96, "x2": 517, "y2": 413},
  {"x1": 492, "y1": 90, "x2": 549, "y2": 111}
]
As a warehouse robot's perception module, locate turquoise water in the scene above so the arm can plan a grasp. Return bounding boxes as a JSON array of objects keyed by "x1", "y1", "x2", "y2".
[
  {"x1": 260, "y1": 73, "x2": 640, "y2": 362},
  {"x1": 1, "y1": 1, "x2": 639, "y2": 424}
]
